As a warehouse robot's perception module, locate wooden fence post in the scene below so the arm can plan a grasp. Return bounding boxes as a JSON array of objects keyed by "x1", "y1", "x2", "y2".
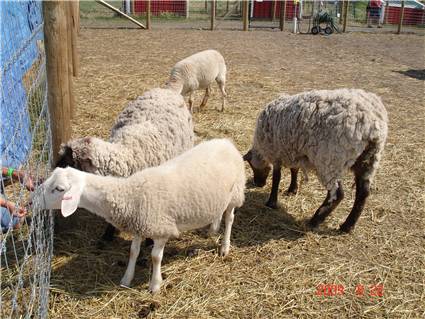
[
  {"x1": 147, "y1": 0, "x2": 151, "y2": 29},
  {"x1": 280, "y1": 0, "x2": 286, "y2": 31},
  {"x1": 271, "y1": 0, "x2": 277, "y2": 21},
  {"x1": 397, "y1": 0, "x2": 405, "y2": 34},
  {"x1": 243, "y1": 0, "x2": 249, "y2": 31},
  {"x1": 65, "y1": 3, "x2": 75, "y2": 119},
  {"x1": 74, "y1": 0, "x2": 80, "y2": 34},
  {"x1": 343, "y1": 0, "x2": 349, "y2": 32},
  {"x1": 43, "y1": 1, "x2": 71, "y2": 165},
  {"x1": 384, "y1": 1, "x2": 389, "y2": 25},
  {"x1": 211, "y1": 0, "x2": 216, "y2": 30},
  {"x1": 69, "y1": 1, "x2": 79, "y2": 77}
]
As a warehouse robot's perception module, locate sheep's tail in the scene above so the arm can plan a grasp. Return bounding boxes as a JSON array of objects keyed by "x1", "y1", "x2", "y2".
[{"x1": 353, "y1": 138, "x2": 386, "y2": 184}]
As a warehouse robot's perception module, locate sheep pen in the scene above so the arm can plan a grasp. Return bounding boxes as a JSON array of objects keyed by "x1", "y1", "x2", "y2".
[{"x1": 48, "y1": 29, "x2": 424, "y2": 318}]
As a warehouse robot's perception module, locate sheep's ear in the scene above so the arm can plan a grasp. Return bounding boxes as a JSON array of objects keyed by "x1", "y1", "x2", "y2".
[
  {"x1": 243, "y1": 150, "x2": 252, "y2": 162},
  {"x1": 60, "y1": 187, "x2": 82, "y2": 217},
  {"x1": 55, "y1": 145, "x2": 74, "y2": 168}
]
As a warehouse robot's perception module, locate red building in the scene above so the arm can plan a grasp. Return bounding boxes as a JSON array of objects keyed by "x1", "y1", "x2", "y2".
[{"x1": 385, "y1": 1, "x2": 425, "y2": 25}]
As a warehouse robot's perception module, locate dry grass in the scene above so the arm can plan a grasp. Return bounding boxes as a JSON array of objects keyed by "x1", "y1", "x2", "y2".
[{"x1": 48, "y1": 28, "x2": 425, "y2": 318}]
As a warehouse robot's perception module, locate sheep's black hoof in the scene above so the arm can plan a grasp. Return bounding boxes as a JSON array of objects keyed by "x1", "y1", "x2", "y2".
[
  {"x1": 144, "y1": 238, "x2": 154, "y2": 247},
  {"x1": 339, "y1": 223, "x2": 354, "y2": 233},
  {"x1": 265, "y1": 200, "x2": 279, "y2": 209}
]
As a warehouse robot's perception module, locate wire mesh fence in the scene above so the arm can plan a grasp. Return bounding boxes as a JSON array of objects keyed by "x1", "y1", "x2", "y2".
[
  {"x1": 0, "y1": 1, "x2": 54, "y2": 318},
  {"x1": 248, "y1": 1, "x2": 424, "y2": 34},
  {"x1": 80, "y1": 1, "x2": 245, "y2": 30},
  {"x1": 345, "y1": 0, "x2": 425, "y2": 33},
  {"x1": 78, "y1": 1, "x2": 424, "y2": 34}
]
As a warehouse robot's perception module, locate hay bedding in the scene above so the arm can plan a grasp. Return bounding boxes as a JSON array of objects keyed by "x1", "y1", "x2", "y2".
[{"x1": 48, "y1": 28, "x2": 425, "y2": 318}]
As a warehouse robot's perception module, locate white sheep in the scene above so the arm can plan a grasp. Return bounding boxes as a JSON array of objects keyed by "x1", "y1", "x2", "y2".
[
  {"x1": 55, "y1": 88, "x2": 194, "y2": 242},
  {"x1": 244, "y1": 89, "x2": 388, "y2": 233},
  {"x1": 165, "y1": 49, "x2": 227, "y2": 112},
  {"x1": 34, "y1": 138, "x2": 246, "y2": 293}
]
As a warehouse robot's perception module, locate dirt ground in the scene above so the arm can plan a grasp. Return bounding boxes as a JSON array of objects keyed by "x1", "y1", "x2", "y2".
[{"x1": 48, "y1": 28, "x2": 425, "y2": 318}]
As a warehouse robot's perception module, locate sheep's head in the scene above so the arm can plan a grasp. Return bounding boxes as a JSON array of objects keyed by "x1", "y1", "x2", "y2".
[
  {"x1": 55, "y1": 137, "x2": 97, "y2": 173},
  {"x1": 31, "y1": 167, "x2": 84, "y2": 217},
  {"x1": 243, "y1": 149, "x2": 271, "y2": 187}
]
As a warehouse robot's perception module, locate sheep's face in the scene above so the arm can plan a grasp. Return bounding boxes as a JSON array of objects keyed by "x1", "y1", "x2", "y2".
[
  {"x1": 55, "y1": 138, "x2": 97, "y2": 173},
  {"x1": 31, "y1": 167, "x2": 84, "y2": 217},
  {"x1": 243, "y1": 149, "x2": 271, "y2": 187}
]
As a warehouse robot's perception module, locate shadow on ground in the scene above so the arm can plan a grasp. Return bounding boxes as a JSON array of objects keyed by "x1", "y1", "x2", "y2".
[{"x1": 394, "y1": 69, "x2": 425, "y2": 80}]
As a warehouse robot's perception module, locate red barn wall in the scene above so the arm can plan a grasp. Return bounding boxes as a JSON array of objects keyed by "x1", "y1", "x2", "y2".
[
  {"x1": 252, "y1": 1, "x2": 299, "y2": 20},
  {"x1": 385, "y1": 6, "x2": 425, "y2": 25}
]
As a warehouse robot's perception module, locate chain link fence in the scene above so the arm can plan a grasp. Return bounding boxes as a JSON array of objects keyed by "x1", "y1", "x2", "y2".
[
  {"x1": 0, "y1": 1, "x2": 54, "y2": 318},
  {"x1": 79, "y1": 1, "x2": 424, "y2": 34}
]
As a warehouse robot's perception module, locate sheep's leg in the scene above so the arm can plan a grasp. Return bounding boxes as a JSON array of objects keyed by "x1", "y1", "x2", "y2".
[
  {"x1": 265, "y1": 165, "x2": 282, "y2": 209},
  {"x1": 120, "y1": 236, "x2": 142, "y2": 288},
  {"x1": 216, "y1": 78, "x2": 227, "y2": 112},
  {"x1": 149, "y1": 238, "x2": 167, "y2": 294},
  {"x1": 188, "y1": 93, "x2": 194, "y2": 113},
  {"x1": 101, "y1": 224, "x2": 117, "y2": 242},
  {"x1": 208, "y1": 215, "x2": 222, "y2": 236},
  {"x1": 199, "y1": 86, "x2": 210, "y2": 109},
  {"x1": 286, "y1": 168, "x2": 299, "y2": 195},
  {"x1": 308, "y1": 181, "x2": 344, "y2": 228},
  {"x1": 340, "y1": 172, "x2": 370, "y2": 233},
  {"x1": 219, "y1": 206, "x2": 235, "y2": 256}
]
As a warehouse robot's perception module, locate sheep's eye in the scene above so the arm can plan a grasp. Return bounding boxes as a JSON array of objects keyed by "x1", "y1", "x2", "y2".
[{"x1": 52, "y1": 186, "x2": 65, "y2": 193}]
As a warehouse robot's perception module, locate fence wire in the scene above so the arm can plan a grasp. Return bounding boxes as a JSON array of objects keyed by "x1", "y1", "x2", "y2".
[
  {"x1": 0, "y1": 1, "x2": 53, "y2": 318},
  {"x1": 79, "y1": 1, "x2": 424, "y2": 33}
]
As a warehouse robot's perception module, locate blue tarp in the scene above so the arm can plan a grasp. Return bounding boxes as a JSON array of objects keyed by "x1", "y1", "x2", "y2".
[{"x1": 0, "y1": 1, "x2": 43, "y2": 168}]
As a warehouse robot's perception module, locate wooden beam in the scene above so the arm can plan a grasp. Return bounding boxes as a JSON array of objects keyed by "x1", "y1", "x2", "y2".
[
  {"x1": 66, "y1": 2, "x2": 75, "y2": 119},
  {"x1": 146, "y1": 0, "x2": 151, "y2": 29},
  {"x1": 69, "y1": 1, "x2": 79, "y2": 77},
  {"x1": 343, "y1": 0, "x2": 349, "y2": 33},
  {"x1": 95, "y1": 0, "x2": 146, "y2": 29},
  {"x1": 271, "y1": 0, "x2": 277, "y2": 21},
  {"x1": 397, "y1": 0, "x2": 405, "y2": 34},
  {"x1": 279, "y1": 0, "x2": 286, "y2": 31},
  {"x1": 243, "y1": 0, "x2": 249, "y2": 31},
  {"x1": 211, "y1": 0, "x2": 216, "y2": 30},
  {"x1": 43, "y1": 1, "x2": 72, "y2": 164},
  {"x1": 74, "y1": 0, "x2": 80, "y2": 34}
]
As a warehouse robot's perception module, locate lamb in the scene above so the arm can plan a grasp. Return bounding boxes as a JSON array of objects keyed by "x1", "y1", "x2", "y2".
[
  {"x1": 243, "y1": 89, "x2": 388, "y2": 233},
  {"x1": 33, "y1": 138, "x2": 246, "y2": 293},
  {"x1": 55, "y1": 88, "x2": 194, "y2": 242},
  {"x1": 165, "y1": 49, "x2": 227, "y2": 112}
]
